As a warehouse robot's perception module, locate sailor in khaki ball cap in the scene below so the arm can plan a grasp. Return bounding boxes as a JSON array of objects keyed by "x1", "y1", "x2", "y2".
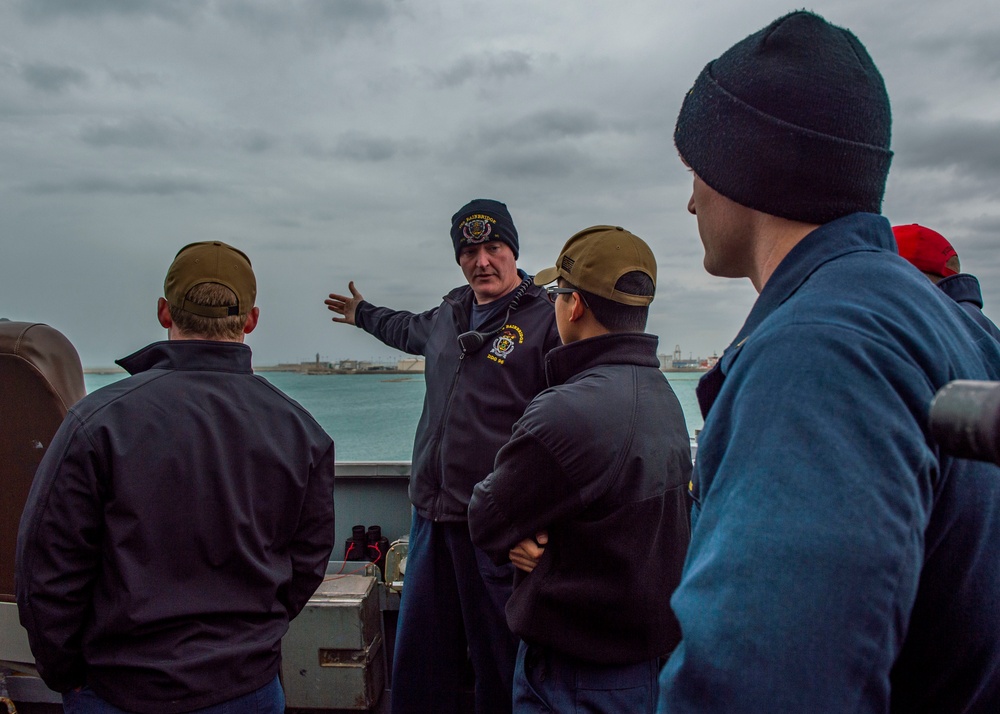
[
  {"x1": 470, "y1": 225, "x2": 691, "y2": 714},
  {"x1": 17, "y1": 239, "x2": 336, "y2": 714}
]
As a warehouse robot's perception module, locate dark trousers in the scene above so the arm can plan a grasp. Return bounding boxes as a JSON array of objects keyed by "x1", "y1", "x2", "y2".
[
  {"x1": 514, "y1": 641, "x2": 659, "y2": 714},
  {"x1": 61, "y1": 674, "x2": 284, "y2": 713},
  {"x1": 390, "y1": 512, "x2": 517, "y2": 714}
]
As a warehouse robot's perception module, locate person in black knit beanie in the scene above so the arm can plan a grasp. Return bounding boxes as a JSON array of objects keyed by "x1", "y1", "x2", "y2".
[
  {"x1": 674, "y1": 10, "x2": 892, "y2": 225},
  {"x1": 325, "y1": 198, "x2": 559, "y2": 714},
  {"x1": 658, "y1": 10, "x2": 1000, "y2": 714}
]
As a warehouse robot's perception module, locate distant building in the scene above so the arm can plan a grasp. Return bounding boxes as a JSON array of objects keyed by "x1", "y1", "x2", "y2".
[
  {"x1": 660, "y1": 345, "x2": 719, "y2": 372},
  {"x1": 396, "y1": 357, "x2": 425, "y2": 373},
  {"x1": 254, "y1": 356, "x2": 424, "y2": 374}
]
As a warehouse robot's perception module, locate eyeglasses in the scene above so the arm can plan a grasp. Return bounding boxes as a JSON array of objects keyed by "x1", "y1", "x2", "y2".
[{"x1": 545, "y1": 286, "x2": 589, "y2": 307}]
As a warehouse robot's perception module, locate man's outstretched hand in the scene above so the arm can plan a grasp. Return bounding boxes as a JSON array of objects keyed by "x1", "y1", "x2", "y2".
[{"x1": 325, "y1": 281, "x2": 364, "y2": 326}]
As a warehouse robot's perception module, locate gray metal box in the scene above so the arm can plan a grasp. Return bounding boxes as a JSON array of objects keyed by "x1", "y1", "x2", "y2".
[{"x1": 281, "y1": 573, "x2": 384, "y2": 710}]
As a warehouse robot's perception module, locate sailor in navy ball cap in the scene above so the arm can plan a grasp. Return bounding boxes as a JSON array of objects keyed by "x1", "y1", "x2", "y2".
[{"x1": 658, "y1": 11, "x2": 1000, "y2": 713}]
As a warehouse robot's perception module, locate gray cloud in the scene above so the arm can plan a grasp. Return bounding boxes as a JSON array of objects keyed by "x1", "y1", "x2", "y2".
[
  {"x1": 267, "y1": 217, "x2": 303, "y2": 229},
  {"x1": 17, "y1": 0, "x2": 395, "y2": 38},
  {"x1": 297, "y1": 0, "x2": 395, "y2": 25},
  {"x1": 893, "y1": 118, "x2": 1000, "y2": 180},
  {"x1": 218, "y1": 0, "x2": 395, "y2": 39},
  {"x1": 912, "y1": 29, "x2": 1000, "y2": 78},
  {"x1": 965, "y1": 33, "x2": 1000, "y2": 76},
  {"x1": 80, "y1": 117, "x2": 193, "y2": 150},
  {"x1": 477, "y1": 109, "x2": 607, "y2": 144},
  {"x1": 961, "y1": 214, "x2": 1000, "y2": 236},
  {"x1": 941, "y1": 214, "x2": 1000, "y2": 265},
  {"x1": 17, "y1": 0, "x2": 204, "y2": 24},
  {"x1": 108, "y1": 69, "x2": 165, "y2": 90},
  {"x1": 487, "y1": 147, "x2": 586, "y2": 180},
  {"x1": 239, "y1": 132, "x2": 277, "y2": 154},
  {"x1": 433, "y1": 51, "x2": 533, "y2": 88},
  {"x1": 333, "y1": 132, "x2": 399, "y2": 162},
  {"x1": 20, "y1": 62, "x2": 87, "y2": 92},
  {"x1": 20, "y1": 175, "x2": 212, "y2": 196},
  {"x1": 885, "y1": 171, "x2": 1000, "y2": 223},
  {"x1": 300, "y1": 132, "x2": 421, "y2": 163},
  {"x1": 82, "y1": 119, "x2": 277, "y2": 156},
  {"x1": 448, "y1": 109, "x2": 638, "y2": 183}
]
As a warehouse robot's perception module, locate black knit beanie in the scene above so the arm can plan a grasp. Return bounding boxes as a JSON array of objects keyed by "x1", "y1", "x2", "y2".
[
  {"x1": 450, "y1": 199, "x2": 519, "y2": 263},
  {"x1": 674, "y1": 11, "x2": 893, "y2": 224}
]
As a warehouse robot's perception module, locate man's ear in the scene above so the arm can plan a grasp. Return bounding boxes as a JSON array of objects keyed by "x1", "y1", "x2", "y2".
[
  {"x1": 568, "y1": 292, "x2": 587, "y2": 322},
  {"x1": 243, "y1": 306, "x2": 260, "y2": 335},
  {"x1": 157, "y1": 298, "x2": 172, "y2": 329}
]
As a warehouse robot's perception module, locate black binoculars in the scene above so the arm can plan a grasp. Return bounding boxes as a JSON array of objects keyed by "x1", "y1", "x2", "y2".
[
  {"x1": 344, "y1": 524, "x2": 390, "y2": 575},
  {"x1": 929, "y1": 380, "x2": 1000, "y2": 466}
]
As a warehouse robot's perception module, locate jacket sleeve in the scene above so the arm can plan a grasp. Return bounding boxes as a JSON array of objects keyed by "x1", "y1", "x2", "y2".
[
  {"x1": 658, "y1": 323, "x2": 934, "y2": 713},
  {"x1": 468, "y1": 414, "x2": 587, "y2": 565},
  {"x1": 15, "y1": 413, "x2": 101, "y2": 693},
  {"x1": 282, "y1": 440, "x2": 337, "y2": 619},
  {"x1": 355, "y1": 300, "x2": 440, "y2": 356}
]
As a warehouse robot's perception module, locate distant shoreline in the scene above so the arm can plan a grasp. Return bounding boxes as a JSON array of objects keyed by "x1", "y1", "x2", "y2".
[
  {"x1": 83, "y1": 366, "x2": 423, "y2": 376},
  {"x1": 85, "y1": 365, "x2": 707, "y2": 375},
  {"x1": 256, "y1": 367, "x2": 424, "y2": 376}
]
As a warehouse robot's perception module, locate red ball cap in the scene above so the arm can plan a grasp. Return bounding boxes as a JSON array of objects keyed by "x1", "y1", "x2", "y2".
[{"x1": 892, "y1": 224, "x2": 958, "y2": 278}]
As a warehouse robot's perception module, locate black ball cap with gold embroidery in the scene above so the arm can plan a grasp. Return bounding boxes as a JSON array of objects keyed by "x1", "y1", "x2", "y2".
[
  {"x1": 534, "y1": 226, "x2": 656, "y2": 307},
  {"x1": 164, "y1": 241, "x2": 256, "y2": 318}
]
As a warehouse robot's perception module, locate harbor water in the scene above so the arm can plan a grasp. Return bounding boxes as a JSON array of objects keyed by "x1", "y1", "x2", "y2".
[{"x1": 83, "y1": 370, "x2": 705, "y2": 461}]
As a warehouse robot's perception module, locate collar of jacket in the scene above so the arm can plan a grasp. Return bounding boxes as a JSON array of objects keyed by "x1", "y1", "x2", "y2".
[
  {"x1": 696, "y1": 212, "x2": 893, "y2": 418},
  {"x1": 937, "y1": 273, "x2": 984, "y2": 308},
  {"x1": 116, "y1": 340, "x2": 254, "y2": 376},
  {"x1": 544, "y1": 332, "x2": 660, "y2": 387},
  {"x1": 726, "y1": 212, "x2": 893, "y2": 357}
]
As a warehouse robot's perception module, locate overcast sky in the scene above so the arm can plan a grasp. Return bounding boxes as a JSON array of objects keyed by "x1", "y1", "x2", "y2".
[{"x1": 3, "y1": 0, "x2": 999, "y2": 368}]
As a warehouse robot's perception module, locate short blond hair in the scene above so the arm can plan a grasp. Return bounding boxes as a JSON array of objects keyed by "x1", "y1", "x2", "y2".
[{"x1": 169, "y1": 283, "x2": 247, "y2": 340}]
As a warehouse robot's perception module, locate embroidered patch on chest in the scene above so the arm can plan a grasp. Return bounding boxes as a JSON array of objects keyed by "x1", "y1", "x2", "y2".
[{"x1": 487, "y1": 324, "x2": 525, "y2": 365}]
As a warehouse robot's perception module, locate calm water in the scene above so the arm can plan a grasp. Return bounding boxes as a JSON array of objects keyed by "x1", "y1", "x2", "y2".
[{"x1": 84, "y1": 370, "x2": 704, "y2": 461}]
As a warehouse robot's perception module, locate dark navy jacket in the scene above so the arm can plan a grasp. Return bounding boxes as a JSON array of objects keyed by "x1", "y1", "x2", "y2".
[
  {"x1": 16, "y1": 341, "x2": 336, "y2": 714},
  {"x1": 659, "y1": 213, "x2": 1000, "y2": 713},
  {"x1": 469, "y1": 333, "x2": 691, "y2": 664},
  {"x1": 356, "y1": 274, "x2": 559, "y2": 521},
  {"x1": 937, "y1": 272, "x2": 1000, "y2": 341}
]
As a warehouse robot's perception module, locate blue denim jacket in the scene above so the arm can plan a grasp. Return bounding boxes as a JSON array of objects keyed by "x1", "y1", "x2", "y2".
[
  {"x1": 659, "y1": 213, "x2": 1000, "y2": 713},
  {"x1": 937, "y1": 272, "x2": 1000, "y2": 341}
]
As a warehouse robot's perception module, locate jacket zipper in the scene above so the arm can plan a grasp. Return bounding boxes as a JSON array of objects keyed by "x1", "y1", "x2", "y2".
[{"x1": 429, "y1": 296, "x2": 470, "y2": 520}]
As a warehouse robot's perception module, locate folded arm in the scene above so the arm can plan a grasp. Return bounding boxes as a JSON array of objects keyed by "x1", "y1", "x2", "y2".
[{"x1": 469, "y1": 417, "x2": 585, "y2": 565}]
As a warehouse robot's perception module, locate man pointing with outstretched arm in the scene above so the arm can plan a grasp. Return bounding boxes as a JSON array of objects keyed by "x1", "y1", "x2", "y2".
[{"x1": 326, "y1": 199, "x2": 559, "y2": 714}]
